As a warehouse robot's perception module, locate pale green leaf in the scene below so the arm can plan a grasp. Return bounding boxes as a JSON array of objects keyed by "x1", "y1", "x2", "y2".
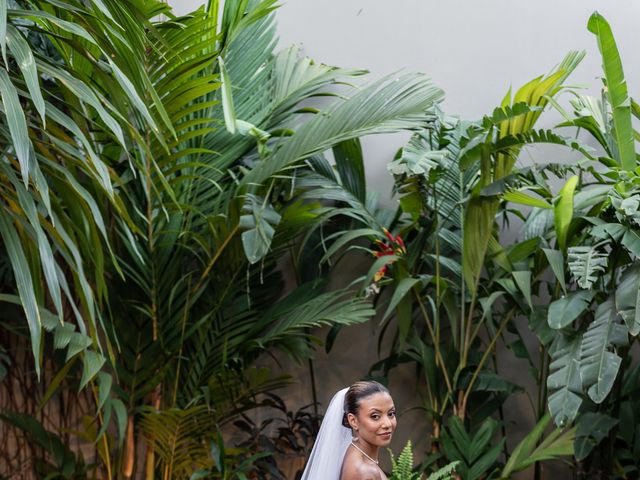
[
  {"x1": 512, "y1": 271, "x2": 532, "y2": 308},
  {"x1": 574, "y1": 412, "x2": 617, "y2": 460},
  {"x1": 65, "y1": 333, "x2": 92, "y2": 361},
  {"x1": 0, "y1": 212, "x2": 41, "y2": 374},
  {"x1": 97, "y1": 372, "x2": 112, "y2": 410},
  {"x1": 503, "y1": 189, "x2": 552, "y2": 209},
  {"x1": 218, "y1": 56, "x2": 236, "y2": 134},
  {"x1": 543, "y1": 248, "x2": 566, "y2": 293},
  {"x1": 53, "y1": 323, "x2": 75, "y2": 350},
  {"x1": 548, "y1": 290, "x2": 594, "y2": 329},
  {"x1": 239, "y1": 194, "x2": 281, "y2": 264},
  {"x1": 548, "y1": 335, "x2": 583, "y2": 426},
  {"x1": 580, "y1": 299, "x2": 628, "y2": 403},
  {"x1": 588, "y1": 12, "x2": 635, "y2": 170},
  {"x1": 6, "y1": 25, "x2": 45, "y2": 123},
  {"x1": 383, "y1": 277, "x2": 422, "y2": 321},
  {"x1": 554, "y1": 176, "x2": 578, "y2": 251},
  {"x1": 79, "y1": 351, "x2": 105, "y2": 390},
  {"x1": 0, "y1": 0, "x2": 6, "y2": 64},
  {"x1": 0, "y1": 68, "x2": 35, "y2": 185},
  {"x1": 616, "y1": 265, "x2": 640, "y2": 335}
]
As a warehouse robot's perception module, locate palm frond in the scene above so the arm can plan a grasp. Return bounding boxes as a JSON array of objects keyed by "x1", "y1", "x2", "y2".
[
  {"x1": 244, "y1": 73, "x2": 444, "y2": 187},
  {"x1": 139, "y1": 405, "x2": 214, "y2": 478}
]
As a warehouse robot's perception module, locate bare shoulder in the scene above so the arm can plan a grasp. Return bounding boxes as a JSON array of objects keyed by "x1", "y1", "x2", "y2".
[{"x1": 341, "y1": 449, "x2": 382, "y2": 480}]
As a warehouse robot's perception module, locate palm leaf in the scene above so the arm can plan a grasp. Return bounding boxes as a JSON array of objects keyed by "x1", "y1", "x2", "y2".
[
  {"x1": 139, "y1": 405, "x2": 214, "y2": 479},
  {"x1": 244, "y1": 73, "x2": 444, "y2": 187},
  {"x1": 248, "y1": 286, "x2": 375, "y2": 361}
]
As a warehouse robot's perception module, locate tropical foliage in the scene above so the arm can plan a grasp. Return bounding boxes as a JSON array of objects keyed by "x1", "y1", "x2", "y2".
[
  {"x1": 389, "y1": 441, "x2": 459, "y2": 480},
  {"x1": 317, "y1": 51, "x2": 585, "y2": 477},
  {"x1": 0, "y1": 0, "x2": 443, "y2": 478},
  {"x1": 1, "y1": 1, "x2": 639, "y2": 479},
  {"x1": 336, "y1": 10, "x2": 640, "y2": 480}
]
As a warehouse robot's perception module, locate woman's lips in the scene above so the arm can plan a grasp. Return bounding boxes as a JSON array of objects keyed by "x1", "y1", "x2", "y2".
[{"x1": 379, "y1": 432, "x2": 393, "y2": 439}]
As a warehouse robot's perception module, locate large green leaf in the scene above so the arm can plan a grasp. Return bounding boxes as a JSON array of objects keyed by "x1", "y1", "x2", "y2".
[
  {"x1": 574, "y1": 412, "x2": 617, "y2": 461},
  {"x1": 554, "y1": 175, "x2": 578, "y2": 251},
  {"x1": 548, "y1": 334, "x2": 583, "y2": 426},
  {"x1": 548, "y1": 289, "x2": 594, "y2": 330},
  {"x1": 501, "y1": 413, "x2": 574, "y2": 478},
  {"x1": 588, "y1": 12, "x2": 635, "y2": 171},
  {"x1": 0, "y1": 0, "x2": 6, "y2": 64},
  {"x1": 250, "y1": 287, "x2": 374, "y2": 360},
  {"x1": 239, "y1": 194, "x2": 282, "y2": 264},
  {"x1": 218, "y1": 56, "x2": 237, "y2": 134},
  {"x1": 333, "y1": 138, "x2": 366, "y2": 203},
  {"x1": 580, "y1": 299, "x2": 628, "y2": 403},
  {"x1": 462, "y1": 196, "x2": 497, "y2": 291},
  {"x1": 543, "y1": 248, "x2": 566, "y2": 293},
  {"x1": 616, "y1": 265, "x2": 640, "y2": 335}
]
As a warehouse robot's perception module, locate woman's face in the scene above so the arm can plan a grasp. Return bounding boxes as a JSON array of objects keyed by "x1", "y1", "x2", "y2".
[{"x1": 348, "y1": 392, "x2": 397, "y2": 448}]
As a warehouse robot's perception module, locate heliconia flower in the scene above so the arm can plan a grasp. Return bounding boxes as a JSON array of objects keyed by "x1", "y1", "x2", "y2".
[
  {"x1": 372, "y1": 228, "x2": 406, "y2": 282},
  {"x1": 374, "y1": 265, "x2": 388, "y2": 283}
]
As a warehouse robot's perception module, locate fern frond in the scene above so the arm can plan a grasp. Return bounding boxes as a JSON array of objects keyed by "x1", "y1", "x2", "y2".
[
  {"x1": 389, "y1": 441, "x2": 420, "y2": 480},
  {"x1": 426, "y1": 461, "x2": 461, "y2": 480}
]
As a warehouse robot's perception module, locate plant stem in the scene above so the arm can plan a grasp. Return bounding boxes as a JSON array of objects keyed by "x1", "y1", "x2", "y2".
[
  {"x1": 91, "y1": 381, "x2": 113, "y2": 480},
  {"x1": 196, "y1": 223, "x2": 240, "y2": 291},
  {"x1": 460, "y1": 287, "x2": 479, "y2": 370},
  {"x1": 492, "y1": 349, "x2": 510, "y2": 462},
  {"x1": 172, "y1": 276, "x2": 193, "y2": 406},
  {"x1": 416, "y1": 294, "x2": 453, "y2": 396},
  {"x1": 459, "y1": 308, "x2": 514, "y2": 421}
]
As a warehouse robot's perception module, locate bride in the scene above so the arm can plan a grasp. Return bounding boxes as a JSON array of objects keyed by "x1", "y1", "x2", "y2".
[{"x1": 301, "y1": 381, "x2": 397, "y2": 480}]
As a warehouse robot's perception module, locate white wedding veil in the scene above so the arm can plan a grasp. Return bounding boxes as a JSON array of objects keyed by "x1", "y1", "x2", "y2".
[{"x1": 301, "y1": 387, "x2": 352, "y2": 480}]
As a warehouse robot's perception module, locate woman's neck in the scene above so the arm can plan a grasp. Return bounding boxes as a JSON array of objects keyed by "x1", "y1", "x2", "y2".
[{"x1": 352, "y1": 438, "x2": 379, "y2": 463}]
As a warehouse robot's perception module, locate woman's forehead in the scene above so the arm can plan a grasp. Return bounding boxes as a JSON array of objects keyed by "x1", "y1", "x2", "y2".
[{"x1": 359, "y1": 392, "x2": 394, "y2": 410}]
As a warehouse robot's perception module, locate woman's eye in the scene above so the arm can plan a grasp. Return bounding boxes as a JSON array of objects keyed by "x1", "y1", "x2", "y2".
[{"x1": 371, "y1": 414, "x2": 380, "y2": 420}]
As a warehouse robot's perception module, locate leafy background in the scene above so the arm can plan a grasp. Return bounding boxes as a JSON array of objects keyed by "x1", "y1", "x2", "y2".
[
  {"x1": 168, "y1": 0, "x2": 640, "y2": 474},
  {"x1": 2, "y1": 0, "x2": 640, "y2": 478}
]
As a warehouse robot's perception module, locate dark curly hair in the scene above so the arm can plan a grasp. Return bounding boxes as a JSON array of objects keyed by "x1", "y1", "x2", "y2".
[{"x1": 341, "y1": 381, "x2": 390, "y2": 428}]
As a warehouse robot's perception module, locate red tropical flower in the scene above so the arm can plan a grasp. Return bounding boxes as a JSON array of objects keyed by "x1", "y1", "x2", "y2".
[{"x1": 372, "y1": 228, "x2": 406, "y2": 282}]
